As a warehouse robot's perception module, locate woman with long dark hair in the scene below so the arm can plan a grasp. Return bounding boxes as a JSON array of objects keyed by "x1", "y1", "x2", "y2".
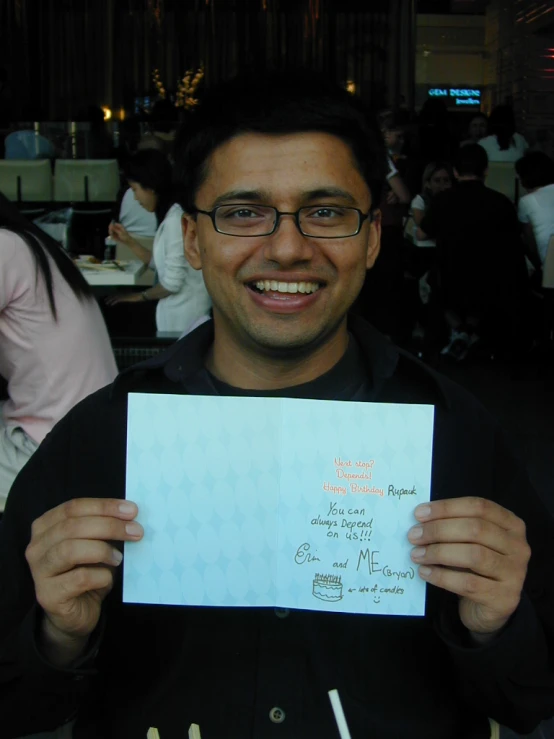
[
  {"x1": 0, "y1": 193, "x2": 117, "y2": 509},
  {"x1": 107, "y1": 149, "x2": 211, "y2": 333},
  {"x1": 478, "y1": 105, "x2": 528, "y2": 163}
]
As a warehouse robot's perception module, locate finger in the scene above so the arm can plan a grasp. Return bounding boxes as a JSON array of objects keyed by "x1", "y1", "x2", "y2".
[
  {"x1": 416, "y1": 565, "x2": 521, "y2": 616},
  {"x1": 31, "y1": 498, "x2": 138, "y2": 539},
  {"x1": 37, "y1": 565, "x2": 116, "y2": 611},
  {"x1": 408, "y1": 516, "x2": 516, "y2": 556},
  {"x1": 33, "y1": 538, "x2": 124, "y2": 579},
  {"x1": 410, "y1": 542, "x2": 512, "y2": 582},
  {"x1": 414, "y1": 497, "x2": 525, "y2": 536},
  {"x1": 27, "y1": 514, "x2": 143, "y2": 567}
]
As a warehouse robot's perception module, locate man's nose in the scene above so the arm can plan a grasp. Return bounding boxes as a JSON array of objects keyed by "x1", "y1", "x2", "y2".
[{"x1": 262, "y1": 214, "x2": 314, "y2": 265}]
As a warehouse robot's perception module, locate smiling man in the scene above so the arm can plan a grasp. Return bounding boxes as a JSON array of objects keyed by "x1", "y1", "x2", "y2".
[{"x1": 1, "y1": 72, "x2": 554, "y2": 739}]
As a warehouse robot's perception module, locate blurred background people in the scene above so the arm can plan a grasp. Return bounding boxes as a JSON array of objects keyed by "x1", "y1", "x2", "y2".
[
  {"x1": 419, "y1": 144, "x2": 529, "y2": 360},
  {"x1": 461, "y1": 112, "x2": 488, "y2": 147},
  {"x1": 478, "y1": 105, "x2": 529, "y2": 163},
  {"x1": 516, "y1": 151, "x2": 554, "y2": 269},
  {"x1": 106, "y1": 149, "x2": 211, "y2": 333},
  {"x1": 0, "y1": 194, "x2": 117, "y2": 509}
]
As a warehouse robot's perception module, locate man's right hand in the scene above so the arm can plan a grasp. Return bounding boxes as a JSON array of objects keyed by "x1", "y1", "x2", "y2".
[{"x1": 25, "y1": 499, "x2": 143, "y2": 662}]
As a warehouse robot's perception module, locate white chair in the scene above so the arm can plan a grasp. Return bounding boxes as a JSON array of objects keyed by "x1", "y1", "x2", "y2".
[
  {"x1": 0, "y1": 160, "x2": 53, "y2": 202},
  {"x1": 485, "y1": 162, "x2": 518, "y2": 203},
  {"x1": 53, "y1": 159, "x2": 119, "y2": 202}
]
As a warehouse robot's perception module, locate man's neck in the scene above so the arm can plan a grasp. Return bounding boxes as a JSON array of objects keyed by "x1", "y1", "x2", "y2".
[{"x1": 206, "y1": 324, "x2": 349, "y2": 390}]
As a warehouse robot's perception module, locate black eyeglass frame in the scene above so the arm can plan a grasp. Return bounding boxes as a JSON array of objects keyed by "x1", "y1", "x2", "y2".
[{"x1": 192, "y1": 204, "x2": 374, "y2": 239}]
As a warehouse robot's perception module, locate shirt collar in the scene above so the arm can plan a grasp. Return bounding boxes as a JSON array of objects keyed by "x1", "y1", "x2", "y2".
[{"x1": 113, "y1": 315, "x2": 447, "y2": 407}]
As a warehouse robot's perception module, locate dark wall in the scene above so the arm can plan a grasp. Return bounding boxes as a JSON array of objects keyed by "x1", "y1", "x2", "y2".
[{"x1": 0, "y1": 0, "x2": 415, "y2": 120}]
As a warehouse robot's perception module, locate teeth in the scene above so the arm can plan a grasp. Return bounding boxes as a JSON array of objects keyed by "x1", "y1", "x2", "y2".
[{"x1": 254, "y1": 280, "x2": 321, "y2": 294}]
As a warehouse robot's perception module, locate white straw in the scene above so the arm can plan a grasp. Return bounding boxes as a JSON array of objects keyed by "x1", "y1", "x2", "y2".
[
  {"x1": 328, "y1": 689, "x2": 352, "y2": 739},
  {"x1": 188, "y1": 724, "x2": 202, "y2": 739}
]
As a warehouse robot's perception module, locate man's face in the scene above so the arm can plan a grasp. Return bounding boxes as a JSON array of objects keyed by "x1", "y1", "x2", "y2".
[{"x1": 183, "y1": 132, "x2": 380, "y2": 357}]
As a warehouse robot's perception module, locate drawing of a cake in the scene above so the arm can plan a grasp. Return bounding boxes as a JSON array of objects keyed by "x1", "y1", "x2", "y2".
[{"x1": 312, "y1": 573, "x2": 343, "y2": 602}]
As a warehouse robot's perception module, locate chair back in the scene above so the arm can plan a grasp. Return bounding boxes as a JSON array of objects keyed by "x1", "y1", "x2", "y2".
[
  {"x1": 542, "y1": 234, "x2": 554, "y2": 289},
  {"x1": 53, "y1": 159, "x2": 119, "y2": 202},
  {"x1": 485, "y1": 162, "x2": 517, "y2": 202},
  {"x1": 0, "y1": 160, "x2": 53, "y2": 201}
]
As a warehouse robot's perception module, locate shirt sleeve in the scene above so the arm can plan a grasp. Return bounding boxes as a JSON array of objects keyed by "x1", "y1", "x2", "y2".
[
  {"x1": 156, "y1": 207, "x2": 189, "y2": 294},
  {"x1": 411, "y1": 195, "x2": 425, "y2": 211},
  {"x1": 0, "y1": 231, "x2": 25, "y2": 312},
  {"x1": 0, "y1": 410, "x2": 101, "y2": 735},
  {"x1": 517, "y1": 196, "x2": 531, "y2": 224},
  {"x1": 434, "y1": 425, "x2": 554, "y2": 734}
]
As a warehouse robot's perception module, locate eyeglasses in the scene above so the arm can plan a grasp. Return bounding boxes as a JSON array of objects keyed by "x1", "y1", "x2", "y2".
[{"x1": 193, "y1": 204, "x2": 373, "y2": 239}]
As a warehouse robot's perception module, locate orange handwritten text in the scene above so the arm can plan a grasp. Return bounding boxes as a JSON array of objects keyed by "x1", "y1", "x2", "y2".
[
  {"x1": 323, "y1": 482, "x2": 347, "y2": 496},
  {"x1": 351, "y1": 484, "x2": 384, "y2": 497}
]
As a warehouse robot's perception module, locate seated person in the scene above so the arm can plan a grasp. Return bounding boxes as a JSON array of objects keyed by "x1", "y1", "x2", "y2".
[
  {"x1": 410, "y1": 161, "x2": 453, "y2": 254},
  {"x1": 0, "y1": 193, "x2": 117, "y2": 510},
  {"x1": 106, "y1": 149, "x2": 211, "y2": 334},
  {"x1": 1, "y1": 73, "x2": 553, "y2": 739},
  {"x1": 118, "y1": 186, "x2": 157, "y2": 238},
  {"x1": 515, "y1": 151, "x2": 554, "y2": 269},
  {"x1": 420, "y1": 144, "x2": 529, "y2": 359},
  {"x1": 4, "y1": 128, "x2": 55, "y2": 160},
  {"x1": 460, "y1": 112, "x2": 488, "y2": 148}
]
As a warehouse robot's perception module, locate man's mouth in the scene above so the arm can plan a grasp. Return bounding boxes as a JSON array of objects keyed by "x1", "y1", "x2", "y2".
[{"x1": 248, "y1": 280, "x2": 323, "y2": 295}]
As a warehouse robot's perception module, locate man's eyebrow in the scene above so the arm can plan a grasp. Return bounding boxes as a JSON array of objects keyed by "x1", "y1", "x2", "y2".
[
  {"x1": 211, "y1": 190, "x2": 268, "y2": 207},
  {"x1": 211, "y1": 187, "x2": 359, "y2": 208},
  {"x1": 302, "y1": 188, "x2": 358, "y2": 205}
]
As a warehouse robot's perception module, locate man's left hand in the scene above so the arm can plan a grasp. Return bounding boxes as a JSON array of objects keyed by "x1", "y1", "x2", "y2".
[{"x1": 408, "y1": 497, "x2": 531, "y2": 637}]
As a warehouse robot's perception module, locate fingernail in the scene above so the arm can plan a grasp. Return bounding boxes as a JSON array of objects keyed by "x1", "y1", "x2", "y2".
[
  {"x1": 419, "y1": 566, "x2": 432, "y2": 578},
  {"x1": 119, "y1": 502, "x2": 137, "y2": 516},
  {"x1": 408, "y1": 525, "x2": 423, "y2": 540},
  {"x1": 125, "y1": 522, "x2": 143, "y2": 537},
  {"x1": 411, "y1": 547, "x2": 426, "y2": 560},
  {"x1": 415, "y1": 505, "x2": 431, "y2": 520},
  {"x1": 112, "y1": 549, "x2": 123, "y2": 565}
]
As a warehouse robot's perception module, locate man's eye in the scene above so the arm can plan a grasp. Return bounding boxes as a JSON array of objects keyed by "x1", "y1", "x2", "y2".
[
  {"x1": 220, "y1": 208, "x2": 265, "y2": 220},
  {"x1": 306, "y1": 208, "x2": 345, "y2": 219}
]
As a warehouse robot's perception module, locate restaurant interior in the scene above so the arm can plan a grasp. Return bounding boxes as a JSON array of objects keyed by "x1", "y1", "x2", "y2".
[{"x1": 0, "y1": 1, "x2": 554, "y2": 736}]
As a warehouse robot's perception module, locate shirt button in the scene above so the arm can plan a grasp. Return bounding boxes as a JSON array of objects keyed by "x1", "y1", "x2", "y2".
[
  {"x1": 269, "y1": 706, "x2": 286, "y2": 724},
  {"x1": 274, "y1": 607, "x2": 290, "y2": 619}
]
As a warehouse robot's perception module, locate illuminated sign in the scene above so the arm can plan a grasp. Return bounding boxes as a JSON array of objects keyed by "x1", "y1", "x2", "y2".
[{"x1": 428, "y1": 87, "x2": 481, "y2": 107}]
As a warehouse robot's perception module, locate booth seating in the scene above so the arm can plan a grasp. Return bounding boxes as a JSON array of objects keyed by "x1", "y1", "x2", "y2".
[
  {"x1": 0, "y1": 160, "x2": 53, "y2": 216},
  {"x1": 53, "y1": 159, "x2": 119, "y2": 203}
]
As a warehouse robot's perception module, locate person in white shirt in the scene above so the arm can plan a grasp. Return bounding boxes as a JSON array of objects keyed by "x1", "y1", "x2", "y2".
[
  {"x1": 118, "y1": 187, "x2": 157, "y2": 238},
  {"x1": 515, "y1": 151, "x2": 554, "y2": 268},
  {"x1": 478, "y1": 105, "x2": 528, "y2": 163},
  {"x1": 410, "y1": 162, "x2": 453, "y2": 252},
  {"x1": 106, "y1": 150, "x2": 211, "y2": 333}
]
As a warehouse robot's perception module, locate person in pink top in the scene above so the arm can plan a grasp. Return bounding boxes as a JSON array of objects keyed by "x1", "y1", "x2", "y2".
[{"x1": 0, "y1": 194, "x2": 117, "y2": 509}]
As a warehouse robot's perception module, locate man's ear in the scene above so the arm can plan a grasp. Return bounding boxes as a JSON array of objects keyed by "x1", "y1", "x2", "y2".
[
  {"x1": 366, "y1": 210, "x2": 381, "y2": 270},
  {"x1": 182, "y1": 213, "x2": 202, "y2": 270}
]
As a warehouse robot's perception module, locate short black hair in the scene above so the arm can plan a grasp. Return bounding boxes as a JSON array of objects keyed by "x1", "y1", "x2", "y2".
[
  {"x1": 124, "y1": 149, "x2": 174, "y2": 224},
  {"x1": 515, "y1": 151, "x2": 554, "y2": 190},
  {"x1": 454, "y1": 143, "x2": 489, "y2": 179},
  {"x1": 174, "y1": 70, "x2": 387, "y2": 214}
]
